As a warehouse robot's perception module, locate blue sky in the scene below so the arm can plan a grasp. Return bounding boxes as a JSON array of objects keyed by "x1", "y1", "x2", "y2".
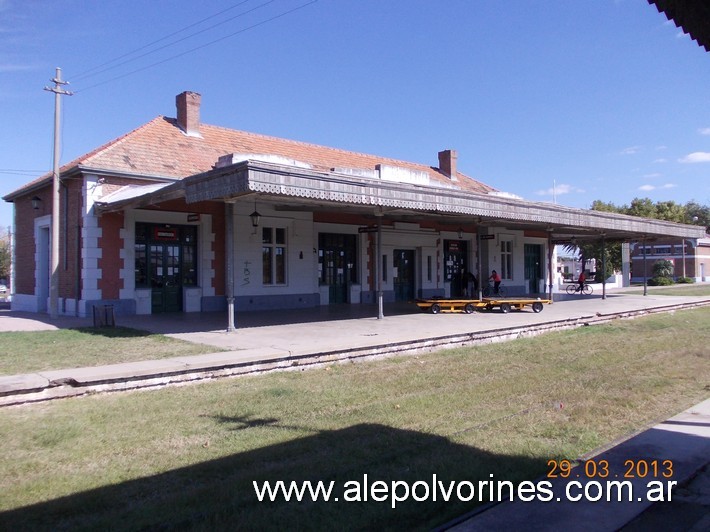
[{"x1": 1, "y1": 0, "x2": 709, "y2": 229}]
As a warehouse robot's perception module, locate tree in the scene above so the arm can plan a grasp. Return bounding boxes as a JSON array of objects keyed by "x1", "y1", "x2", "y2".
[
  {"x1": 684, "y1": 200, "x2": 710, "y2": 231},
  {"x1": 0, "y1": 228, "x2": 10, "y2": 283},
  {"x1": 652, "y1": 259, "x2": 674, "y2": 279},
  {"x1": 589, "y1": 200, "x2": 620, "y2": 213},
  {"x1": 654, "y1": 201, "x2": 685, "y2": 223},
  {"x1": 562, "y1": 242, "x2": 594, "y2": 278},
  {"x1": 626, "y1": 198, "x2": 657, "y2": 218}
]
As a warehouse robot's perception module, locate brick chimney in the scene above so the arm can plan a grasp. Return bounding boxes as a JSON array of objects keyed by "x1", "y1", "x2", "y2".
[
  {"x1": 176, "y1": 91, "x2": 202, "y2": 137},
  {"x1": 438, "y1": 149, "x2": 458, "y2": 180}
]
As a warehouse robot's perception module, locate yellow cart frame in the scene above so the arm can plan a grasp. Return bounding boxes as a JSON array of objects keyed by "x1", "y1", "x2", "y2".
[{"x1": 415, "y1": 298, "x2": 551, "y2": 314}]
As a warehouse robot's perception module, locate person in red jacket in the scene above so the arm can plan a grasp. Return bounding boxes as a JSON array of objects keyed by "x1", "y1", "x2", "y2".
[
  {"x1": 489, "y1": 270, "x2": 501, "y2": 295},
  {"x1": 578, "y1": 271, "x2": 586, "y2": 290}
]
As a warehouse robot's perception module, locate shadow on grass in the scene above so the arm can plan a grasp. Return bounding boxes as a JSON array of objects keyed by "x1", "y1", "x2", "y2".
[
  {"x1": 0, "y1": 423, "x2": 546, "y2": 530},
  {"x1": 72, "y1": 326, "x2": 153, "y2": 339},
  {"x1": 206, "y1": 413, "x2": 286, "y2": 431}
]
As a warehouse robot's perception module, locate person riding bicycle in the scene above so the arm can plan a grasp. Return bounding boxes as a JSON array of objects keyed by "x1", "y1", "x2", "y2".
[
  {"x1": 578, "y1": 271, "x2": 586, "y2": 291},
  {"x1": 489, "y1": 270, "x2": 502, "y2": 295}
]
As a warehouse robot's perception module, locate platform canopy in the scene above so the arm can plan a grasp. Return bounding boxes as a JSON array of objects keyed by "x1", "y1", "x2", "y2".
[
  {"x1": 648, "y1": 0, "x2": 710, "y2": 52},
  {"x1": 96, "y1": 158, "x2": 707, "y2": 245}
]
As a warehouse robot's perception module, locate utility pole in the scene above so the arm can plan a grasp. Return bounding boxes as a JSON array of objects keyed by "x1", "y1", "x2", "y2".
[{"x1": 44, "y1": 68, "x2": 72, "y2": 319}]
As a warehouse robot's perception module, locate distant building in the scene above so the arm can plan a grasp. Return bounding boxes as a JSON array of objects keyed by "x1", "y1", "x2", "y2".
[
  {"x1": 556, "y1": 253, "x2": 596, "y2": 281},
  {"x1": 631, "y1": 238, "x2": 709, "y2": 282}
]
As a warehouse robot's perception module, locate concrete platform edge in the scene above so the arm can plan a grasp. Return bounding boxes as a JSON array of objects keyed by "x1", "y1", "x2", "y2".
[{"x1": 1, "y1": 300, "x2": 708, "y2": 407}]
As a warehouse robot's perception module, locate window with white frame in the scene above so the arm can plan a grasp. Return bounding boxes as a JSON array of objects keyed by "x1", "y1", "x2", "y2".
[
  {"x1": 262, "y1": 227, "x2": 286, "y2": 285},
  {"x1": 500, "y1": 239, "x2": 513, "y2": 279}
]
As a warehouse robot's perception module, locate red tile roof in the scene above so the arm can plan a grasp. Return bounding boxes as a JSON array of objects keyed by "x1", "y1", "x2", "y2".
[{"x1": 4, "y1": 116, "x2": 496, "y2": 200}]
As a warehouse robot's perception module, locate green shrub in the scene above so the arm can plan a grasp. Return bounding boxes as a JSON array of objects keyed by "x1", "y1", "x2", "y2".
[
  {"x1": 652, "y1": 259, "x2": 674, "y2": 279},
  {"x1": 676, "y1": 277, "x2": 695, "y2": 284},
  {"x1": 648, "y1": 276, "x2": 674, "y2": 286}
]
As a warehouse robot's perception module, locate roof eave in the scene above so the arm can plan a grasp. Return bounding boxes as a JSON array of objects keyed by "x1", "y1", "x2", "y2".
[
  {"x1": 3, "y1": 165, "x2": 181, "y2": 202},
  {"x1": 95, "y1": 180, "x2": 186, "y2": 213}
]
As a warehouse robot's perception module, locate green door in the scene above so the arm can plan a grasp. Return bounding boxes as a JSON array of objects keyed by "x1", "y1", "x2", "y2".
[
  {"x1": 524, "y1": 244, "x2": 542, "y2": 294},
  {"x1": 319, "y1": 234, "x2": 357, "y2": 304},
  {"x1": 393, "y1": 249, "x2": 415, "y2": 301},
  {"x1": 150, "y1": 244, "x2": 182, "y2": 313}
]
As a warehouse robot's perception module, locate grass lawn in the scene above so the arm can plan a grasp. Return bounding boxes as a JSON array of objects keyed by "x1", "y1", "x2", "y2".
[
  {"x1": 0, "y1": 327, "x2": 222, "y2": 375},
  {"x1": 624, "y1": 284, "x2": 710, "y2": 297},
  {"x1": 0, "y1": 307, "x2": 708, "y2": 530}
]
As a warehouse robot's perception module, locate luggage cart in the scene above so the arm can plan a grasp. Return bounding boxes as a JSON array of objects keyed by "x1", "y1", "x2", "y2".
[{"x1": 415, "y1": 297, "x2": 551, "y2": 314}]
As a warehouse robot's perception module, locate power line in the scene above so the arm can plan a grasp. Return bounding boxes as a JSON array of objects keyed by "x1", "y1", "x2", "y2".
[
  {"x1": 72, "y1": 0, "x2": 254, "y2": 80},
  {"x1": 74, "y1": 0, "x2": 318, "y2": 94},
  {"x1": 0, "y1": 169, "x2": 47, "y2": 176},
  {"x1": 72, "y1": 0, "x2": 273, "y2": 82}
]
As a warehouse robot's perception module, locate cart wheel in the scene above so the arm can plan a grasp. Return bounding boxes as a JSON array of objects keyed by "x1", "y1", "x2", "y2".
[
  {"x1": 500, "y1": 303, "x2": 512, "y2": 314},
  {"x1": 430, "y1": 303, "x2": 441, "y2": 314},
  {"x1": 532, "y1": 301, "x2": 544, "y2": 313},
  {"x1": 464, "y1": 303, "x2": 475, "y2": 314}
]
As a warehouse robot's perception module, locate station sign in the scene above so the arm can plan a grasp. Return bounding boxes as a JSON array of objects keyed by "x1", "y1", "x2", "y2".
[{"x1": 358, "y1": 226, "x2": 379, "y2": 233}]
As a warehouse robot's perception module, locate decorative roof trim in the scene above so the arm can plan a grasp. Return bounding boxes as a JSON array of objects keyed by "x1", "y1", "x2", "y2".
[{"x1": 100, "y1": 159, "x2": 706, "y2": 241}]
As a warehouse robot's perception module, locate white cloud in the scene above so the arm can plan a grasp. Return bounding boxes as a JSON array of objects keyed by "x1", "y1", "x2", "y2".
[
  {"x1": 653, "y1": 158, "x2": 668, "y2": 164},
  {"x1": 638, "y1": 183, "x2": 677, "y2": 192},
  {"x1": 535, "y1": 183, "x2": 584, "y2": 196},
  {"x1": 679, "y1": 152, "x2": 710, "y2": 163},
  {"x1": 698, "y1": 128, "x2": 710, "y2": 136},
  {"x1": 643, "y1": 173, "x2": 662, "y2": 179},
  {"x1": 620, "y1": 146, "x2": 642, "y2": 155},
  {"x1": 0, "y1": 63, "x2": 40, "y2": 73},
  {"x1": 655, "y1": 145, "x2": 667, "y2": 151}
]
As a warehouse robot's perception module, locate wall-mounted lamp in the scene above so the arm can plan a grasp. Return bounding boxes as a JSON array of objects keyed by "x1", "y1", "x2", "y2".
[
  {"x1": 457, "y1": 227, "x2": 463, "y2": 239},
  {"x1": 31, "y1": 196, "x2": 42, "y2": 210},
  {"x1": 250, "y1": 207, "x2": 261, "y2": 228}
]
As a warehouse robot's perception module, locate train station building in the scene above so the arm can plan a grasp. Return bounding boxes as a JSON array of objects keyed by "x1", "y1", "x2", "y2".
[{"x1": 3, "y1": 92, "x2": 705, "y2": 326}]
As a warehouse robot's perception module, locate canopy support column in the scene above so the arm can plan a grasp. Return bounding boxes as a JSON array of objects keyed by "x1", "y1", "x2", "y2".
[
  {"x1": 642, "y1": 237, "x2": 648, "y2": 296},
  {"x1": 601, "y1": 234, "x2": 607, "y2": 300},
  {"x1": 225, "y1": 201, "x2": 236, "y2": 332},
  {"x1": 477, "y1": 231, "x2": 483, "y2": 301},
  {"x1": 547, "y1": 231, "x2": 554, "y2": 301},
  {"x1": 376, "y1": 215, "x2": 384, "y2": 320}
]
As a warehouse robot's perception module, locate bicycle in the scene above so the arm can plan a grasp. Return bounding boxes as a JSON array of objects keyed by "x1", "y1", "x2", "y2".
[
  {"x1": 565, "y1": 283, "x2": 593, "y2": 296},
  {"x1": 482, "y1": 282, "x2": 507, "y2": 298}
]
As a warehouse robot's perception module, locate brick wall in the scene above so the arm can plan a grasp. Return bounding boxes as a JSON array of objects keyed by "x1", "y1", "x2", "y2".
[
  {"x1": 207, "y1": 204, "x2": 225, "y2": 296},
  {"x1": 59, "y1": 179, "x2": 83, "y2": 300},
  {"x1": 13, "y1": 187, "x2": 52, "y2": 294},
  {"x1": 97, "y1": 212, "x2": 124, "y2": 299}
]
